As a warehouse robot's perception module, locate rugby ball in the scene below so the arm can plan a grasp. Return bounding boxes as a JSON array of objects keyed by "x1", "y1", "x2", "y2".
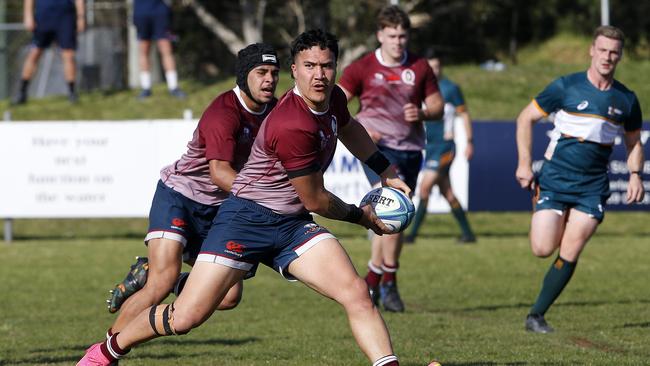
[{"x1": 360, "y1": 187, "x2": 415, "y2": 234}]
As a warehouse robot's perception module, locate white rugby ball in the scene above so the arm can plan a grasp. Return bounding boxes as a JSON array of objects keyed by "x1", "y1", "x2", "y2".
[{"x1": 360, "y1": 187, "x2": 415, "y2": 233}]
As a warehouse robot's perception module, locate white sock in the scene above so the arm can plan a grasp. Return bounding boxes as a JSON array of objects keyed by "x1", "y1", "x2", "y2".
[
  {"x1": 139, "y1": 71, "x2": 152, "y2": 90},
  {"x1": 165, "y1": 70, "x2": 178, "y2": 90}
]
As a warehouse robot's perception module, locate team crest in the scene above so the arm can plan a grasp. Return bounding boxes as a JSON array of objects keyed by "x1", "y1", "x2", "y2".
[
  {"x1": 401, "y1": 69, "x2": 415, "y2": 85},
  {"x1": 330, "y1": 115, "x2": 338, "y2": 136}
]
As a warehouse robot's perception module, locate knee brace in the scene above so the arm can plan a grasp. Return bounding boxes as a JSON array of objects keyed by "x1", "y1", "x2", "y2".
[{"x1": 148, "y1": 303, "x2": 188, "y2": 336}]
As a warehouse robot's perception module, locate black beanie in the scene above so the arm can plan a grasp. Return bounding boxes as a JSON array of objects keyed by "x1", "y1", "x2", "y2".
[{"x1": 236, "y1": 43, "x2": 279, "y2": 102}]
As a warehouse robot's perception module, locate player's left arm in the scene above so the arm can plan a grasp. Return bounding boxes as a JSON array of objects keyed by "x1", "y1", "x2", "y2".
[
  {"x1": 208, "y1": 160, "x2": 237, "y2": 192},
  {"x1": 289, "y1": 171, "x2": 390, "y2": 235},
  {"x1": 75, "y1": 0, "x2": 86, "y2": 32},
  {"x1": 623, "y1": 129, "x2": 645, "y2": 203},
  {"x1": 338, "y1": 117, "x2": 410, "y2": 196}
]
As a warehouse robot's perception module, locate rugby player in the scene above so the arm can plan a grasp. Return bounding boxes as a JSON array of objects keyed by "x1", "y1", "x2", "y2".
[
  {"x1": 104, "y1": 43, "x2": 280, "y2": 339},
  {"x1": 133, "y1": 0, "x2": 186, "y2": 99},
  {"x1": 338, "y1": 5, "x2": 444, "y2": 312},
  {"x1": 78, "y1": 29, "x2": 407, "y2": 366},
  {"x1": 405, "y1": 54, "x2": 476, "y2": 244},
  {"x1": 13, "y1": 0, "x2": 85, "y2": 104},
  {"x1": 515, "y1": 25, "x2": 644, "y2": 333}
]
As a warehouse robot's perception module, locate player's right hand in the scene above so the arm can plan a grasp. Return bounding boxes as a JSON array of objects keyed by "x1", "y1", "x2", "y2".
[
  {"x1": 515, "y1": 165, "x2": 534, "y2": 190},
  {"x1": 358, "y1": 204, "x2": 390, "y2": 235}
]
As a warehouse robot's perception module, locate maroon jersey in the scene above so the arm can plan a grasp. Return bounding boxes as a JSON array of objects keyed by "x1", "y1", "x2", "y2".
[
  {"x1": 231, "y1": 86, "x2": 351, "y2": 215},
  {"x1": 339, "y1": 49, "x2": 438, "y2": 151},
  {"x1": 161, "y1": 87, "x2": 275, "y2": 205}
]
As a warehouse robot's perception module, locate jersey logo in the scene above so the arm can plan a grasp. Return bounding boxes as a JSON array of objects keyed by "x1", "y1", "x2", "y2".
[
  {"x1": 374, "y1": 73, "x2": 384, "y2": 80},
  {"x1": 330, "y1": 115, "x2": 338, "y2": 136},
  {"x1": 577, "y1": 100, "x2": 589, "y2": 111},
  {"x1": 607, "y1": 106, "x2": 623, "y2": 116},
  {"x1": 401, "y1": 69, "x2": 415, "y2": 85}
]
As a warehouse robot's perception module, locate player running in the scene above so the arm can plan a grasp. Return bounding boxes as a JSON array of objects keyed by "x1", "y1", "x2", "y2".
[
  {"x1": 406, "y1": 53, "x2": 476, "y2": 244},
  {"x1": 515, "y1": 25, "x2": 644, "y2": 333},
  {"x1": 78, "y1": 29, "x2": 408, "y2": 366},
  {"x1": 338, "y1": 5, "x2": 444, "y2": 313},
  {"x1": 104, "y1": 43, "x2": 280, "y2": 339}
]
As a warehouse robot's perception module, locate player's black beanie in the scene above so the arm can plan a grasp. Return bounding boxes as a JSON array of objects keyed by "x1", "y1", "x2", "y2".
[{"x1": 236, "y1": 43, "x2": 279, "y2": 103}]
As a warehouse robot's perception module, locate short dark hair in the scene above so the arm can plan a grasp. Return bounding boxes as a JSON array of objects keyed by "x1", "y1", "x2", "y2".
[
  {"x1": 593, "y1": 25, "x2": 625, "y2": 48},
  {"x1": 377, "y1": 5, "x2": 410, "y2": 31},
  {"x1": 290, "y1": 29, "x2": 339, "y2": 64}
]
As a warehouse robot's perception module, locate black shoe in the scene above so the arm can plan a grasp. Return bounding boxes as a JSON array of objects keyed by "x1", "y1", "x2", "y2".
[
  {"x1": 380, "y1": 281, "x2": 405, "y2": 312},
  {"x1": 169, "y1": 88, "x2": 187, "y2": 99},
  {"x1": 137, "y1": 89, "x2": 152, "y2": 100},
  {"x1": 68, "y1": 93, "x2": 78, "y2": 104},
  {"x1": 107, "y1": 256, "x2": 149, "y2": 313},
  {"x1": 368, "y1": 285, "x2": 380, "y2": 306},
  {"x1": 11, "y1": 93, "x2": 27, "y2": 105},
  {"x1": 525, "y1": 313, "x2": 554, "y2": 333},
  {"x1": 457, "y1": 234, "x2": 477, "y2": 244}
]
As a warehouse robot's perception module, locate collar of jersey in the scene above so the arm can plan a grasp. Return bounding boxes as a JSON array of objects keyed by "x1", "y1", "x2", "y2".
[
  {"x1": 374, "y1": 48, "x2": 407, "y2": 67},
  {"x1": 233, "y1": 86, "x2": 268, "y2": 115},
  {"x1": 292, "y1": 86, "x2": 329, "y2": 115}
]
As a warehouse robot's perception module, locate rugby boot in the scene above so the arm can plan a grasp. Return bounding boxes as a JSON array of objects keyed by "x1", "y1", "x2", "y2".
[
  {"x1": 107, "y1": 257, "x2": 149, "y2": 313},
  {"x1": 169, "y1": 88, "x2": 187, "y2": 99},
  {"x1": 380, "y1": 281, "x2": 405, "y2": 312},
  {"x1": 368, "y1": 285, "x2": 380, "y2": 307},
  {"x1": 137, "y1": 89, "x2": 152, "y2": 100},
  {"x1": 76, "y1": 343, "x2": 112, "y2": 366},
  {"x1": 457, "y1": 234, "x2": 477, "y2": 244},
  {"x1": 525, "y1": 313, "x2": 554, "y2": 333}
]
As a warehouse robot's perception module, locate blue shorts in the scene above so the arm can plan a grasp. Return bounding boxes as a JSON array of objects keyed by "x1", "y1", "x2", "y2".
[
  {"x1": 534, "y1": 188, "x2": 606, "y2": 222},
  {"x1": 145, "y1": 180, "x2": 220, "y2": 262},
  {"x1": 133, "y1": 12, "x2": 171, "y2": 41},
  {"x1": 362, "y1": 145, "x2": 423, "y2": 191},
  {"x1": 198, "y1": 195, "x2": 336, "y2": 280},
  {"x1": 424, "y1": 140, "x2": 455, "y2": 174},
  {"x1": 32, "y1": 16, "x2": 77, "y2": 50}
]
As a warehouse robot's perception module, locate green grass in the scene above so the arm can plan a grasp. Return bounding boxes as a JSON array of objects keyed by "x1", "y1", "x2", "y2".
[
  {"x1": 3, "y1": 34, "x2": 649, "y2": 121},
  {"x1": 1, "y1": 212, "x2": 649, "y2": 365}
]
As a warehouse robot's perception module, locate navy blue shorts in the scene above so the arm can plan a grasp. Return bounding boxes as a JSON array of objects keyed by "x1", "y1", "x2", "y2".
[
  {"x1": 362, "y1": 145, "x2": 422, "y2": 191},
  {"x1": 198, "y1": 195, "x2": 336, "y2": 280},
  {"x1": 32, "y1": 16, "x2": 77, "y2": 50},
  {"x1": 145, "y1": 180, "x2": 220, "y2": 262},
  {"x1": 133, "y1": 12, "x2": 171, "y2": 41},
  {"x1": 424, "y1": 140, "x2": 455, "y2": 174}
]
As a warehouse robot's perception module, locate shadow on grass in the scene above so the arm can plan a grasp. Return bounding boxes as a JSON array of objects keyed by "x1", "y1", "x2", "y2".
[
  {"x1": 409, "y1": 298, "x2": 650, "y2": 314},
  {"x1": 622, "y1": 321, "x2": 650, "y2": 328},
  {"x1": 13, "y1": 337, "x2": 259, "y2": 365}
]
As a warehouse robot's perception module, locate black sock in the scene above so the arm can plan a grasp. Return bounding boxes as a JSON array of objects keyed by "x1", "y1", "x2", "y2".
[
  {"x1": 20, "y1": 79, "x2": 30, "y2": 95},
  {"x1": 68, "y1": 81, "x2": 75, "y2": 95}
]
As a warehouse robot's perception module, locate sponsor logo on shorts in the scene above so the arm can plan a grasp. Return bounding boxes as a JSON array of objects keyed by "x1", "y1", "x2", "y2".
[
  {"x1": 225, "y1": 241, "x2": 246, "y2": 257},
  {"x1": 303, "y1": 223, "x2": 324, "y2": 235},
  {"x1": 171, "y1": 218, "x2": 187, "y2": 231}
]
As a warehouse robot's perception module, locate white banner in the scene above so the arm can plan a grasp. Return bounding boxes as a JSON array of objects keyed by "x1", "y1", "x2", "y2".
[
  {"x1": 0, "y1": 118, "x2": 468, "y2": 218},
  {"x1": 0, "y1": 120, "x2": 195, "y2": 218}
]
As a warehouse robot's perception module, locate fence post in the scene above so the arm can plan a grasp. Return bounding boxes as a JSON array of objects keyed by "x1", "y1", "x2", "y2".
[{"x1": 3, "y1": 110, "x2": 12, "y2": 243}]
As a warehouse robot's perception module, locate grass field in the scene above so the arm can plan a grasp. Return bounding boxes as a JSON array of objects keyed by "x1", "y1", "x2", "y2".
[{"x1": 1, "y1": 212, "x2": 649, "y2": 365}]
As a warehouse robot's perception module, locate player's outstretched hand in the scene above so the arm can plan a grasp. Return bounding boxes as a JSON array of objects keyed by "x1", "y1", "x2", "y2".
[
  {"x1": 515, "y1": 164, "x2": 535, "y2": 190},
  {"x1": 358, "y1": 204, "x2": 391, "y2": 235},
  {"x1": 626, "y1": 173, "x2": 645, "y2": 203}
]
